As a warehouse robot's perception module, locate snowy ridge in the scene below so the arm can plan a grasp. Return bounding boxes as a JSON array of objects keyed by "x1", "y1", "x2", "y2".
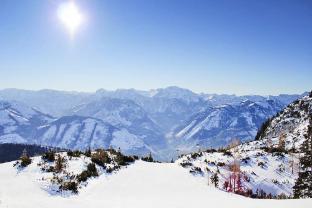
[
  {"x1": 258, "y1": 94, "x2": 312, "y2": 146},
  {"x1": 171, "y1": 99, "x2": 284, "y2": 152},
  {"x1": 177, "y1": 93, "x2": 312, "y2": 197},
  {"x1": 177, "y1": 140, "x2": 298, "y2": 197},
  {"x1": 1, "y1": 156, "x2": 311, "y2": 208}
]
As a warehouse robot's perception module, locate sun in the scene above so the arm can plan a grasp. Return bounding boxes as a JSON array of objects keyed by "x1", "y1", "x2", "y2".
[{"x1": 57, "y1": 1, "x2": 84, "y2": 37}]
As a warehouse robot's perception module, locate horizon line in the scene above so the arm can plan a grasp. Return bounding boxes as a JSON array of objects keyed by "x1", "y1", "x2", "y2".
[{"x1": 0, "y1": 86, "x2": 309, "y2": 97}]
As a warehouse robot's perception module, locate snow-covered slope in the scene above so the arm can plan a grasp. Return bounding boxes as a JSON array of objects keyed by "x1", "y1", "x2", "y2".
[
  {"x1": 69, "y1": 97, "x2": 167, "y2": 153},
  {"x1": 0, "y1": 158, "x2": 311, "y2": 208},
  {"x1": 177, "y1": 93, "x2": 312, "y2": 197},
  {"x1": 95, "y1": 87, "x2": 206, "y2": 132},
  {"x1": 34, "y1": 116, "x2": 152, "y2": 156},
  {"x1": 0, "y1": 99, "x2": 53, "y2": 143},
  {"x1": 0, "y1": 100, "x2": 155, "y2": 157},
  {"x1": 0, "y1": 101, "x2": 165, "y2": 159},
  {"x1": 257, "y1": 93, "x2": 312, "y2": 146},
  {"x1": 172, "y1": 99, "x2": 283, "y2": 152},
  {"x1": 177, "y1": 141, "x2": 298, "y2": 197}
]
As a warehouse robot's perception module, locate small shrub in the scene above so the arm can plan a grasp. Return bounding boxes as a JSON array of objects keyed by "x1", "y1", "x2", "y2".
[
  {"x1": 76, "y1": 163, "x2": 99, "y2": 183},
  {"x1": 115, "y1": 152, "x2": 135, "y2": 166},
  {"x1": 241, "y1": 157, "x2": 250, "y2": 164},
  {"x1": 60, "y1": 181, "x2": 78, "y2": 193},
  {"x1": 205, "y1": 148, "x2": 217, "y2": 153},
  {"x1": 20, "y1": 156, "x2": 32, "y2": 167},
  {"x1": 106, "y1": 165, "x2": 120, "y2": 173},
  {"x1": 77, "y1": 163, "x2": 99, "y2": 182},
  {"x1": 42, "y1": 151, "x2": 55, "y2": 162},
  {"x1": 262, "y1": 146, "x2": 287, "y2": 154},
  {"x1": 272, "y1": 179, "x2": 279, "y2": 185},
  {"x1": 210, "y1": 173, "x2": 219, "y2": 187},
  {"x1": 141, "y1": 152, "x2": 154, "y2": 162},
  {"x1": 272, "y1": 151, "x2": 285, "y2": 158},
  {"x1": 47, "y1": 166, "x2": 55, "y2": 172},
  {"x1": 217, "y1": 162, "x2": 225, "y2": 167},
  {"x1": 67, "y1": 150, "x2": 82, "y2": 158},
  {"x1": 180, "y1": 162, "x2": 192, "y2": 168},
  {"x1": 91, "y1": 149, "x2": 111, "y2": 167},
  {"x1": 87, "y1": 163, "x2": 98, "y2": 175},
  {"x1": 258, "y1": 161, "x2": 265, "y2": 168},
  {"x1": 209, "y1": 161, "x2": 216, "y2": 166},
  {"x1": 190, "y1": 166, "x2": 202, "y2": 174},
  {"x1": 276, "y1": 193, "x2": 288, "y2": 199},
  {"x1": 244, "y1": 175, "x2": 250, "y2": 182},
  {"x1": 278, "y1": 164, "x2": 285, "y2": 172},
  {"x1": 190, "y1": 152, "x2": 201, "y2": 159},
  {"x1": 55, "y1": 154, "x2": 66, "y2": 173},
  {"x1": 77, "y1": 170, "x2": 91, "y2": 182},
  {"x1": 107, "y1": 148, "x2": 118, "y2": 155},
  {"x1": 223, "y1": 151, "x2": 233, "y2": 157},
  {"x1": 19, "y1": 149, "x2": 32, "y2": 167},
  {"x1": 84, "y1": 148, "x2": 92, "y2": 157}
]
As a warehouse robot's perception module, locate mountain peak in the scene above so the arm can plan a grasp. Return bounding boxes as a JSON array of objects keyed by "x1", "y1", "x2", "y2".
[{"x1": 152, "y1": 86, "x2": 200, "y2": 103}]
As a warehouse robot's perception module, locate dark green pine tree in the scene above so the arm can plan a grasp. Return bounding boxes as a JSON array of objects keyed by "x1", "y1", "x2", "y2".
[{"x1": 293, "y1": 116, "x2": 312, "y2": 198}]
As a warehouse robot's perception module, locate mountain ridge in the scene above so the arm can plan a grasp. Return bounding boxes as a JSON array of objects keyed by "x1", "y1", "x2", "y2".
[{"x1": 0, "y1": 87, "x2": 308, "y2": 160}]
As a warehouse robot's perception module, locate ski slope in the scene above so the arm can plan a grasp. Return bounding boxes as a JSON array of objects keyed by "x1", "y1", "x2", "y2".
[{"x1": 0, "y1": 160, "x2": 311, "y2": 208}]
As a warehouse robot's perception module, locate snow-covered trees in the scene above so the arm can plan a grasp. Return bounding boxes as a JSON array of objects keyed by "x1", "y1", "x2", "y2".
[{"x1": 293, "y1": 117, "x2": 312, "y2": 198}]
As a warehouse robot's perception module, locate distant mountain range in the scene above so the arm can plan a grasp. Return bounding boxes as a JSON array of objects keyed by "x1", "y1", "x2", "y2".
[{"x1": 0, "y1": 87, "x2": 308, "y2": 160}]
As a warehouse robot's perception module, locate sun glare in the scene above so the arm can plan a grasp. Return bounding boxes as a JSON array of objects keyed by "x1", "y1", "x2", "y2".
[{"x1": 57, "y1": 1, "x2": 84, "y2": 37}]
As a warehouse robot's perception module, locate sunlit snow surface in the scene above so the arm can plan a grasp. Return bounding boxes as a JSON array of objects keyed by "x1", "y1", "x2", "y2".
[{"x1": 0, "y1": 160, "x2": 311, "y2": 208}]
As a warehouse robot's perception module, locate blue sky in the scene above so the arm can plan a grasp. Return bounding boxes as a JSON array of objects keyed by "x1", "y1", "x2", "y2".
[{"x1": 0, "y1": 0, "x2": 311, "y2": 95}]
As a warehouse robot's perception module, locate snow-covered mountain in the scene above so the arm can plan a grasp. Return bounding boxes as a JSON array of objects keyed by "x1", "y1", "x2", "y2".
[
  {"x1": 0, "y1": 99, "x2": 53, "y2": 143},
  {"x1": 0, "y1": 87, "x2": 307, "y2": 160},
  {"x1": 177, "y1": 93, "x2": 312, "y2": 197},
  {"x1": 94, "y1": 87, "x2": 206, "y2": 132},
  {"x1": 0, "y1": 100, "x2": 155, "y2": 157},
  {"x1": 34, "y1": 116, "x2": 153, "y2": 155},
  {"x1": 68, "y1": 98, "x2": 167, "y2": 153},
  {"x1": 0, "y1": 94, "x2": 311, "y2": 206},
  {"x1": 172, "y1": 99, "x2": 284, "y2": 152},
  {"x1": 0, "y1": 89, "x2": 91, "y2": 117},
  {"x1": 202, "y1": 93, "x2": 306, "y2": 107},
  {"x1": 256, "y1": 93, "x2": 312, "y2": 146}
]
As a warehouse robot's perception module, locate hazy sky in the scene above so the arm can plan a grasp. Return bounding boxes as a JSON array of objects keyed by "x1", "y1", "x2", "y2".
[{"x1": 0, "y1": 0, "x2": 311, "y2": 95}]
